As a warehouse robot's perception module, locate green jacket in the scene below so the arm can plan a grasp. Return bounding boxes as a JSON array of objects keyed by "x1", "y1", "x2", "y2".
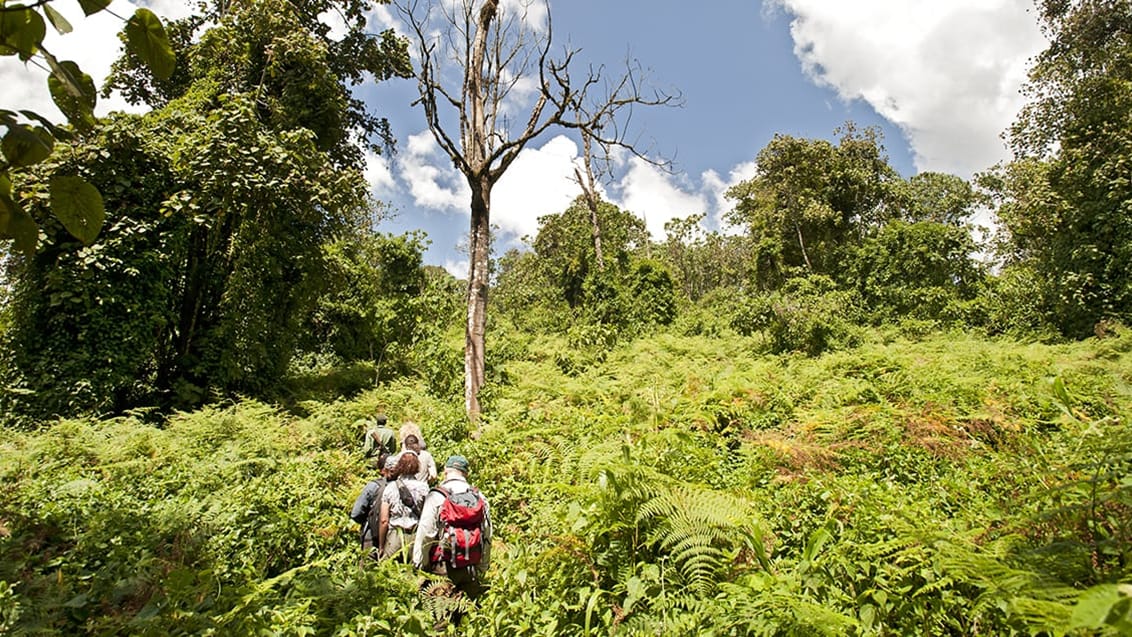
[{"x1": 361, "y1": 424, "x2": 396, "y2": 458}]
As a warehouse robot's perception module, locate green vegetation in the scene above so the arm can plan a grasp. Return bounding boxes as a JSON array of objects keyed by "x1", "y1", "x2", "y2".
[
  {"x1": 1, "y1": 328, "x2": 1129, "y2": 634},
  {"x1": 2, "y1": 0, "x2": 1131, "y2": 633}
]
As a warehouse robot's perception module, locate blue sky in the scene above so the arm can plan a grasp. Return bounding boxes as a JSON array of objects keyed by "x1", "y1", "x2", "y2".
[
  {"x1": 360, "y1": 0, "x2": 1046, "y2": 274},
  {"x1": 2, "y1": 0, "x2": 1047, "y2": 275}
]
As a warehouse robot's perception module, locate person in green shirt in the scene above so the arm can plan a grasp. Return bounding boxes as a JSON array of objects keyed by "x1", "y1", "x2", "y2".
[{"x1": 360, "y1": 413, "x2": 396, "y2": 460}]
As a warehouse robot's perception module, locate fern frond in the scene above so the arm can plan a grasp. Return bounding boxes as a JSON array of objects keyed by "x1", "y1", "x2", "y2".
[{"x1": 635, "y1": 484, "x2": 766, "y2": 596}]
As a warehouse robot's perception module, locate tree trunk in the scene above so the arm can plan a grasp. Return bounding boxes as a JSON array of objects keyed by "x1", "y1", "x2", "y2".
[
  {"x1": 464, "y1": 179, "x2": 491, "y2": 421},
  {"x1": 576, "y1": 133, "x2": 604, "y2": 271}
]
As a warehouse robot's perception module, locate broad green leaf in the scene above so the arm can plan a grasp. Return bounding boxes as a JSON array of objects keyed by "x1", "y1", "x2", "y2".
[
  {"x1": 0, "y1": 7, "x2": 46, "y2": 60},
  {"x1": 0, "y1": 187, "x2": 39, "y2": 255},
  {"x1": 49, "y1": 175, "x2": 104, "y2": 244},
  {"x1": 19, "y1": 109, "x2": 72, "y2": 140},
  {"x1": 1069, "y1": 584, "x2": 1128, "y2": 629},
  {"x1": 2, "y1": 124, "x2": 54, "y2": 167},
  {"x1": 44, "y1": 4, "x2": 73, "y2": 34},
  {"x1": 77, "y1": 0, "x2": 112, "y2": 17},
  {"x1": 124, "y1": 8, "x2": 175, "y2": 80},
  {"x1": 47, "y1": 60, "x2": 96, "y2": 131}
]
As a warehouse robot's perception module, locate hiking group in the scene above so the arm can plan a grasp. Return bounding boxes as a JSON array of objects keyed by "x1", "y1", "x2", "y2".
[{"x1": 350, "y1": 413, "x2": 492, "y2": 603}]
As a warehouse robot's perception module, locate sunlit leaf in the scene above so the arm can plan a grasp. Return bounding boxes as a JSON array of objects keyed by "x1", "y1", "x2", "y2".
[
  {"x1": 47, "y1": 60, "x2": 96, "y2": 131},
  {"x1": 0, "y1": 7, "x2": 46, "y2": 60},
  {"x1": 44, "y1": 4, "x2": 73, "y2": 34},
  {"x1": 124, "y1": 8, "x2": 175, "y2": 80},
  {"x1": 2, "y1": 124, "x2": 54, "y2": 167},
  {"x1": 77, "y1": 0, "x2": 113, "y2": 17},
  {"x1": 50, "y1": 175, "x2": 104, "y2": 244}
]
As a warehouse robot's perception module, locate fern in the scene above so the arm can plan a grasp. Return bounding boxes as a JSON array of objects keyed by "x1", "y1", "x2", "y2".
[{"x1": 637, "y1": 484, "x2": 767, "y2": 596}]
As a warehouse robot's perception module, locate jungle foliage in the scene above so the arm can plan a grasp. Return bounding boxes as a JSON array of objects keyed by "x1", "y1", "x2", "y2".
[
  {"x1": 1, "y1": 0, "x2": 1131, "y2": 633},
  {"x1": 1, "y1": 327, "x2": 1130, "y2": 635}
]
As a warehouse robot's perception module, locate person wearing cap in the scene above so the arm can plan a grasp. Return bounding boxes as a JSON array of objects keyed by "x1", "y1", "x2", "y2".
[
  {"x1": 361, "y1": 413, "x2": 396, "y2": 459},
  {"x1": 412, "y1": 455, "x2": 493, "y2": 594},
  {"x1": 349, "y1": 453, "x2": 397, "y2": 561}
]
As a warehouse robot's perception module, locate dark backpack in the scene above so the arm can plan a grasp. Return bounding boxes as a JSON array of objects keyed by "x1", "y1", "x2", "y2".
[
  {"x1": 396, "y1": 479, "x2": 423, "y2": 521},
  {"x1": 364, "y1": 478, "x2": 388, "y2": 544},
  {"x1": 429, "y1": 485, "x2": 486, "y2": 568}
]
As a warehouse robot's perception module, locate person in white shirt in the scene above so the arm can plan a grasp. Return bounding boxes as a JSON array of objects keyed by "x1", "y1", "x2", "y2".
[
  {"x1": 402, "y1": 434, "x2": 437, "y2": 484},
  {"x1": 412, "y1": 454, "x2": 492, "y2": 596}
]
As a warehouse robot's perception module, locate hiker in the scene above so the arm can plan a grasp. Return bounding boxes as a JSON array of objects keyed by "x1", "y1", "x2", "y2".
[
  {"x1": 402, "y1": 433, "x2": 438, "y2": 484},
  {"x1": 349, "y1": 453, "x2": 397, "y2": 563},
  {"x1": 412, "y1": 455, "x2": 492, "y2": 598},
  {"x1": 376, "y1": 452, "x2": 429, "y2": 562},
  {"x1": 399, "y1": 420, "x2": 427, "y2": 450},
  {"x1": 361, "y1": 413, "x2": 396, "y2": 460}
]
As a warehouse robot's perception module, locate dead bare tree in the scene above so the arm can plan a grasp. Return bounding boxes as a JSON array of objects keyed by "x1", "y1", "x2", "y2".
[{"x1": 397, "y1": 0, "x2": 678, "y2": 421}]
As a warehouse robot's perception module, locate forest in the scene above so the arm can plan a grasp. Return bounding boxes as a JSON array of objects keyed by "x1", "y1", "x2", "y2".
[{"x1": 1, "y1": 0, "x2": 1130, "y2": 634}]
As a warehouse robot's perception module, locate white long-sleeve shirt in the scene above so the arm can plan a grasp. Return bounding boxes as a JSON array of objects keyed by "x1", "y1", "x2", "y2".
[{"x1": 411, "y1": 474, "x2": 492, "y2": 571}]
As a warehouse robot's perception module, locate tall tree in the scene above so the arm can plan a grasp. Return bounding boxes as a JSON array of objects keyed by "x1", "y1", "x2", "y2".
[
  {"x1": 724, "y1": 124, "x2": 898, "y2": 284},
  {"x1": 397, "y1": 0, "x2": 675, "y2": 419},
  {"x1": 1, "y1": 0, "x2": 411, "y2": 419},
  {"x1": 995, "y1": 0, "x2": 1132, "y2": 335}
]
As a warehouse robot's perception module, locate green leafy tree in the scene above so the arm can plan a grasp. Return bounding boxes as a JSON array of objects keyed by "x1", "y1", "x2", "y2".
[
  {"x1": 995, "y1": 0, "x2": 1132, "y2": 336},
  {"x1": 847, "y1": 220, "x2": 986, "y2": 324},
  {"x1": 663, "y1": 213, "x2": 753, "y2": 301},
  {"x1": 890, "y1": 171, "x2": 978, "y2": 226},
  {"x1": 308, "y1": 230, "x2": 427, "y2": 374},
  {"x1": 1, "y1": 0, "x2": 411, "y2": 418},
  {"x1": 532, "y1": 196, "x2": 649, "y2": 309},
  {"x1": 725, "y1": 123, "x2": 899, "y2": 283},
  {"x1": 1, "y1": 0, "x2": 175, "y2": 253}
]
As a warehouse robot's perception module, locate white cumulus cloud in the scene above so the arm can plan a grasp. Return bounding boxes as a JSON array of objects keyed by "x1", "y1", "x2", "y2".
[
  {"x1": 397, "y1": 131, "x2": 471, "y2": 210},
  {"x1": 701, "y1": 160, "x2": 758, "y2": 234},
  {"x1": 612, "y1": 157, "x2": 707, "y2": 240},
  {"x1": 773, "y1": 0, "x2": 1045, "y2": 178},
  {"x1": 492, "y1": 135, "x2": 582, "y2": 241},
  {"x1": 0, "y1": 0, "x2": 196, "y2": 122}
]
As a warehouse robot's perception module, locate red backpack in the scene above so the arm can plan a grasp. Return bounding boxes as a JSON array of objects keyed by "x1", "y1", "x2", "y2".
[{"x1": 429, "y1": 485, "x2": 486, "y2": 568}]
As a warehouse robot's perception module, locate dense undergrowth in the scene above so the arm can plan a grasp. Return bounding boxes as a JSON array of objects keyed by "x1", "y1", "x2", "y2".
[{"x1": 2, "y1": 328, "x2": 1131, "y2": 635}]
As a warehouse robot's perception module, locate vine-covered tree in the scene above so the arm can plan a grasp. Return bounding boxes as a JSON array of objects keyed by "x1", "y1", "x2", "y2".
[
  {"x1": 532, "y1": 197, "x2": 649, "y2": 309},
  {"x1": 0, "y1": 0, "x2": 411, "y2": 420},
  {"x1": 724, "y1": 124, "x2": 899, "y2": 285},
  {"x1": 396, "y1": 0, "x2": 675, "y2": 420},
  {"x1": 992, "y1": 0, "x2": 1132, "y2": 336}
]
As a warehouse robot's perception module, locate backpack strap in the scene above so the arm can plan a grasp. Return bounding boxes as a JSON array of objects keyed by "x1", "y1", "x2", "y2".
[{"x1": 397, "y1": 479, "x2": 422, "y2": 518}]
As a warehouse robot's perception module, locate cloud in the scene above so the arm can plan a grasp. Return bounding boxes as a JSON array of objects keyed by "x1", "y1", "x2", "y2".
[
  {"x1": 364, "y1": 150, "x2": 397, "y2": 197},
  {"x1": 444, "y1": 258, "x2": 469, "y2": 279},
  {"x1": 492, "y1": 135, "x2": 581, "y2": 241},
  {"x1": 773, "y1": 0, "x2": 1046, "y2": 178},
  {"x1": 397, "y1": 131, "x2": 471, "y2": 210},
  {"x1": 612, "y1": 157, "x2": 707, "y2": 240},
  {"x1": 0, "y1": 0, "x2": 197, "y2": 123},
  {"x1": 701, "y1": 160, "x2": 757, "y2": 234}
]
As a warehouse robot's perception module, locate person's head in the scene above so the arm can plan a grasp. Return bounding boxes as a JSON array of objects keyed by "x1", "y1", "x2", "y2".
[
  {"x1": 404, "y1": 434, "x2": 421, "y2": 452},
  {"x1": 381, "y1": 454, "x2": 398, "y2": 478},
  {"x1": 444, "y1": 454, "x2": 469, "y2": 477},
  {"x1": 394, "y1": 451, "x2": 420, "y2": 479},
  {"x1": 375, "y1": 413, "x2": 388, "y2": 426}
]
